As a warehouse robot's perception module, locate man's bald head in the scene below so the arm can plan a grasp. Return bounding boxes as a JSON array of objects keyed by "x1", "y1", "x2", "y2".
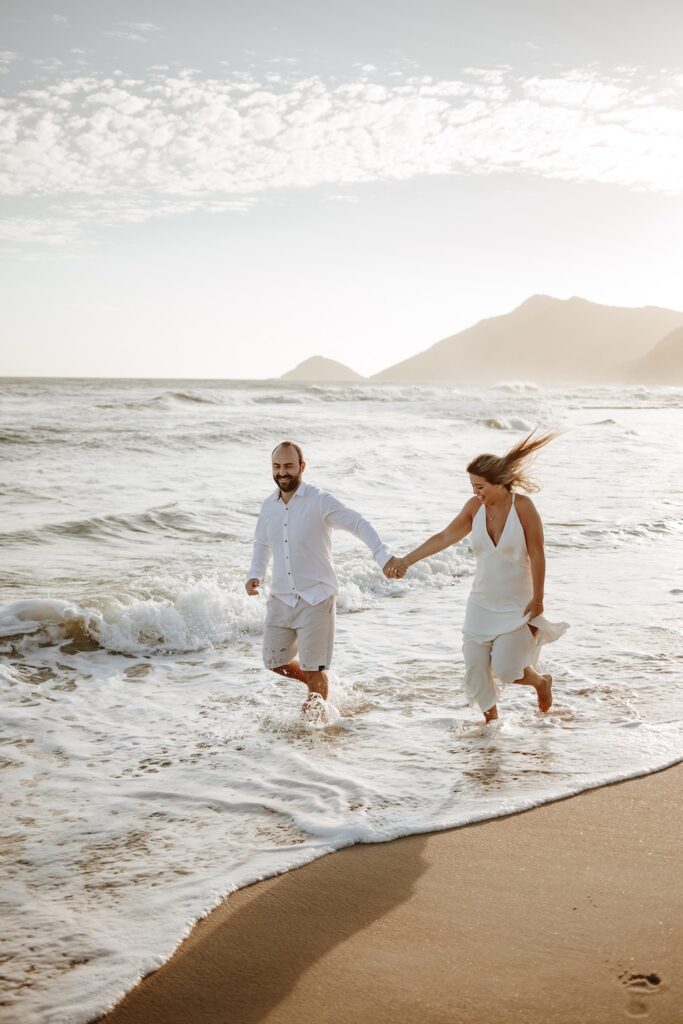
[{"x1": 271, "y1": 441, "x2": 304, "y2": 466}]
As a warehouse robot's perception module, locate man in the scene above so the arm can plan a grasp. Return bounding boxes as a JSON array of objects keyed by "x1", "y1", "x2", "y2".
[{"x1": 245, "y1": 441, "x2": 404, "y2": 712}]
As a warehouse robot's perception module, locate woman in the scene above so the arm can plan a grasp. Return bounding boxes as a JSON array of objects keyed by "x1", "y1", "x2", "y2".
[{"x1": 395, "y1": 431, "x2": 568, "y2": 722}]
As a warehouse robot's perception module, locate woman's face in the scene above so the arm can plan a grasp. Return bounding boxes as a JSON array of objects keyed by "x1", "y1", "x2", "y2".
[{"x1": 469, "y1": 473, "x2": 503, "y2": 504}]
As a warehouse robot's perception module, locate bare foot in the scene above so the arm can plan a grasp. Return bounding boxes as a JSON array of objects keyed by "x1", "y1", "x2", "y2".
[
  {"x1": 535, "y1": 674, "x2": 553, "y2": 713},
  {"x1": 301, "y1": 692, "x2": 328, "y2": 722},
  {"x1": 483, "y1": 705, "x2": 499, "y2": 723}
]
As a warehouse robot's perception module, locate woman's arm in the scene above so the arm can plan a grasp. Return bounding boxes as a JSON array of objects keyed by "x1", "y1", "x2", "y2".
[
  {"x1": 516, "y1": 495, "x2": 546, "y2": 616},
  {"x1": 402, "y1": 498, "x2": 479, "y2": 568}
]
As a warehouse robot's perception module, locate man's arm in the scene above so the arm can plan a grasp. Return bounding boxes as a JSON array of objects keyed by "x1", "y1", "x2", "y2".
[
  {"x1": 320, "y1": 492, "x2": 392, "y2": 570},
  {"x1": 245, "y1": 509, "x2": 271, "y2": 595}
]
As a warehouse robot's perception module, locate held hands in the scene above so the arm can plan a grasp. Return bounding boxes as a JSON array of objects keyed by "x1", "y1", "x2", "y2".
[
  {"x1": 245, "y1": 578, "x2": 260, "y2": 596},
  {"x1": 383, "y1": 556, "x2": 409, "y2": 580},
  {"x1": 524, "y1": 598, "x2": 544, "y2": 619}
]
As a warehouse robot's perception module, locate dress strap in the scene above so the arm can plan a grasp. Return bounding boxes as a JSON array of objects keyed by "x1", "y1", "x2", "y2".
[{"x1": 511, "y1": 491, "x2": 516, "y2": 505}]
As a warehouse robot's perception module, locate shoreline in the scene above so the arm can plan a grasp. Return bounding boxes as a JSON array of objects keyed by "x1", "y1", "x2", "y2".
[{"x1": 98, "y1": 762, "x2": 683, "y2": 1024}]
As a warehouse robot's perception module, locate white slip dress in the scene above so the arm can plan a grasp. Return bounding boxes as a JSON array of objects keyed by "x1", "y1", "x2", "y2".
[{"x1": 463, "y1": 493, "x2": 569, "y2": 648}]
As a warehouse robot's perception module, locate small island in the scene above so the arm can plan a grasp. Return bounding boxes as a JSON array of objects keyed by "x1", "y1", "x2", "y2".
[{"x1": 280, "y1": 356, "x2": 364, "y2": 382}]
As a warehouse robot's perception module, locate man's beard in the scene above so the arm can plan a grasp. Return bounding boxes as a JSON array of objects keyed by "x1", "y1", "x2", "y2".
[{"x1": 274, "y1": 473, "x2": 301, "y2": 493}]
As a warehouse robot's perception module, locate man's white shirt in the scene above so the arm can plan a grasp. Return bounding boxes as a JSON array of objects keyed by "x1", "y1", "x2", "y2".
[{"x1": 247, "y1": 481, "x2": 391, "y2": 607}]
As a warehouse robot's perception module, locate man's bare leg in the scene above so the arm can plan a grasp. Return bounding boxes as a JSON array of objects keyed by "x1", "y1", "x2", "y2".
[
  {"x1": 272, "y1": 663, "x2": 329, "y2": 710},
  {"x1": 302, "y1": 669, "x2": 329, "y2": 705},
  {"x1": 511, "y1": 665, "x2": 553, "y2": 712},
  {"x1": 272, "y1": 660, "x2": 308, "y2": 684}
]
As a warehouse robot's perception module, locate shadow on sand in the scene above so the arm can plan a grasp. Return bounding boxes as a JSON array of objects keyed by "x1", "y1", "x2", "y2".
[{"x1": 98, "y1": 834, "x2": 429, "y2": 1024}]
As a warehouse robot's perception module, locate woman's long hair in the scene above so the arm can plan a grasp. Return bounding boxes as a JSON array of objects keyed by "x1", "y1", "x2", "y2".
[{"x1": 466, "y1": 429, "x2": 560, "y2": 493}]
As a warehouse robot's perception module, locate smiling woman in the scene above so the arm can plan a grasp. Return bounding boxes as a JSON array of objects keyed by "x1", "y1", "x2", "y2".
[{"x1": 399, "y1": 430, "x2": 568, "y2": 722}]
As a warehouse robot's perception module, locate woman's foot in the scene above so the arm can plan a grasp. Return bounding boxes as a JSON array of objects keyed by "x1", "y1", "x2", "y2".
[
  {"x1": 483, "y1": 705, "x2": 499, "y2": 723},
  {"x1": 535, "y1": 674, "x2": 553, "y2": 713}
]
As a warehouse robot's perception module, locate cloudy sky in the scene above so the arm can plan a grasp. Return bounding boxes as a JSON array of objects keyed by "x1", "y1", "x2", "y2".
[{"x1": 1, "y1": 0, "x2": 682, "y2": 378}]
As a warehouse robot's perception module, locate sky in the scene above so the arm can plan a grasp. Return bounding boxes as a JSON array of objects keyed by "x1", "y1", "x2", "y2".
[{"x1": 1, "y1": 0, "x2": 682, "y2": 379}]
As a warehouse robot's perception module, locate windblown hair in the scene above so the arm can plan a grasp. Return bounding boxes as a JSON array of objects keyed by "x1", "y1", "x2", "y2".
[
  {"x1": 466, "y1": 429, "x2": 560, "y2": 493},
  {"x1": 272, "y1": 440, "x2": 304, "y2": 465}
]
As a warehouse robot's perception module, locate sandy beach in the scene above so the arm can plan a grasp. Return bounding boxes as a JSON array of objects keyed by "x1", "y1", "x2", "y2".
[{"x1": 97, "y1": 763, "x2": 682, "y2": 1024}]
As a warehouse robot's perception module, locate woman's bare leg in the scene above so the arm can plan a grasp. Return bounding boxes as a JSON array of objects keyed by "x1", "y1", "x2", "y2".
[{"x1": 511, "y1": 665, "x2": 553, "y2": 712}]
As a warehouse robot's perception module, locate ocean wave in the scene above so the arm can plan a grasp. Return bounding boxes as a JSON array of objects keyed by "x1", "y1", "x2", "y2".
[
  {"x1": 162, "y1": 425, "x2": 281, "y2": 448},
  {"x1": 303, "y1": 384, "x2": 460, "y2": 403},
  {"x1": 492, "y1": 382, "x2": 540, "y2": 393},
  {"x1": 96, "y1": 389, "x2": 229, "y2": 410},
  {"x1": 0, "y1": 482, "x2": 50, "y2": 500},
  {"x1": 0, "y1": 585, "x2": 263, "y2": 655},
  {"x1": 0, "y1": 425, "x2": 158, "y2": 454},
  {"x1": 581, "y1": 519, "x2": 683, "y2": 542},
  {"x1": 0, "y1": 425, "x2": 72, "y2": 447},
  {"x1": 252, "y1": 393, "x2": 306, "y2": 405},
  {"x1": 0, "y1": 548, "x2": 470, "y2": 655},
  {"x1": 0, "y1": 506, "x2": 234, "y2": 547},
  {"x1": 550, "y1": 515, "x2": 683, "y2": 549},
  {"x1": 480, "y1": 417, "x2": 535, "y2": 431}
]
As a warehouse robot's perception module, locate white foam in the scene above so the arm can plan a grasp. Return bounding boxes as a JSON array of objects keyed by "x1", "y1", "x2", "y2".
[{"x1": 0, "y1": 584, "x2": 264, "y2": 655}]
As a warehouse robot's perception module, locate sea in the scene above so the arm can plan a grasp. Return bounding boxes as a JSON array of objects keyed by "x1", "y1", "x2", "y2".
[{"x1": 1, "y1": 377, "x2": 682, "y2": 1024}]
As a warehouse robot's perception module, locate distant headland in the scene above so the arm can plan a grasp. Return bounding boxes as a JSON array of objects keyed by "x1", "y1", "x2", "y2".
[{"x1": 281, "y1": 295, "x2": 683, "y2": 384}]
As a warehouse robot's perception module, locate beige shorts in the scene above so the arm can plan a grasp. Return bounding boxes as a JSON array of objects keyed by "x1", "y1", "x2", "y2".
[{"x1": 263, "y1": 595, "x2": 336, "y2": 672}]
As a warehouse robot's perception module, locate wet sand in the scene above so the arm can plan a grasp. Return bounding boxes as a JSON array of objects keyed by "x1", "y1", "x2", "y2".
[{"x1": 98, "y1": 763, "x2": 682, "y2": 1024}]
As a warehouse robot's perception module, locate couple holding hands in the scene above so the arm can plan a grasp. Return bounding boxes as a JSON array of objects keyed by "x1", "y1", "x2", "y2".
[{"x1": 246, "y1": 435, "x2": 567, "y2": 722}]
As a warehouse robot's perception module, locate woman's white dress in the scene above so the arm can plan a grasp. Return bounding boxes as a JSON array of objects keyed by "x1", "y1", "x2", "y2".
[{"x1": 461, "y1": 493, "x2": 568, "y2": 711}]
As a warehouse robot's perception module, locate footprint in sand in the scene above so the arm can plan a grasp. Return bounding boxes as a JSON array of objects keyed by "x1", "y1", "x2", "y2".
[{"x1": 619, "y1": 971, "x2": 662, "y2": 1017}]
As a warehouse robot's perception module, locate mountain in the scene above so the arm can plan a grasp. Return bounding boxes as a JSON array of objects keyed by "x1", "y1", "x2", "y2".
[
  {"x1": 372, "y1": 295, "x2": 683, "y2": 383},
  {"x1": 281, "y1": 356, "x2": 364, "y2": 381},
  {"x1": 619, "y1": 326, "x2": 683, "y2": 383}
]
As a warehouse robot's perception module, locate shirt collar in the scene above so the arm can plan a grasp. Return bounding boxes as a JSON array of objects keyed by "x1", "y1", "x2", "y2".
[{"x1": 273, "y1": 480, "x2": 308, "y2": 502}]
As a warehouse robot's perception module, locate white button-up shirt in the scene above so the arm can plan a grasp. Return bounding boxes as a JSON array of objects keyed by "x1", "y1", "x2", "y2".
[{"x1": 247, "y1": 481, "x2": 391, "y2": 606}]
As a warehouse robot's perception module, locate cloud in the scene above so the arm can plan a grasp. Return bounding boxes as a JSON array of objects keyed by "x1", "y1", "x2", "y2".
[
  {"x1": 123, "y1": 22, "x2": 162, "y2": 33},
  {"x1": 50, "y1": 14, "x2": 68, "y2": 25},
  {"x1": 103, "y1": 21, "x2": 162, "y2": 43},
  {"x1": 1, "y1": 65, "x2": 682, "y2": 249},
  {"x1": 0, "y1": 215, "x2": 81, "y2": 247},
  {"x1": 31, "y1": 57, "x2": 63, "y2": 71},
  {"x1": 0, "y1": 51, "x2": 20, "y2": 75}
]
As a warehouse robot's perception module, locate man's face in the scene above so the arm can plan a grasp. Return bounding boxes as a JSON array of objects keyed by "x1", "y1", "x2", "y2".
[{"x1": 272, "y1": 446, "x2": 304, "y2": 492}]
